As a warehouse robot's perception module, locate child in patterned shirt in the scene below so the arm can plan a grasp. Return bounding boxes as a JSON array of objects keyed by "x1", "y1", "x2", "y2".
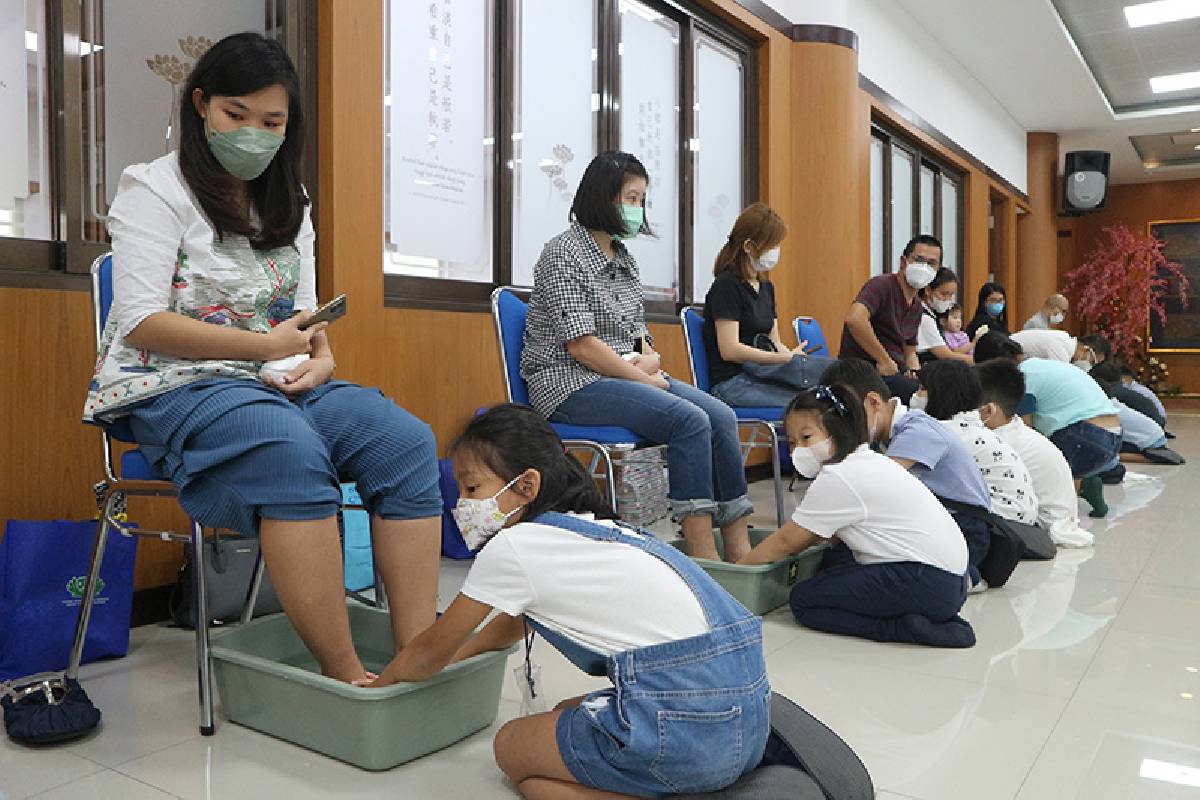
[
  {"x1": 916, "y1": 361, "x2": 1041, "y2": 532},
  {"x1": 941, "y1": 304, "x2": 974, "y2": 354}
]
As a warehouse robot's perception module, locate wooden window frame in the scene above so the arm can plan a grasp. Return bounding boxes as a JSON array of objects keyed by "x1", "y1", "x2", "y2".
[
  {"x1": 0, "y1": 0, "x2": 317, "y2": 290},
  {"x1": 383, "y1": 0, "x2": 759, "y2": 321},
  {"x1": 871, "y1": 122, "x2": 964, "y2": 284}
]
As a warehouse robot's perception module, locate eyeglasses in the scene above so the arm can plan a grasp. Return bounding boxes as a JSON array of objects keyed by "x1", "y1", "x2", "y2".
[{"x1": 813, "y1": 385, "x2": 847, "y2": 416}]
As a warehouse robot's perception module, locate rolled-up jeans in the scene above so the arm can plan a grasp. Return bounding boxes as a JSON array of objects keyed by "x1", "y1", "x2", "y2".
[{"x1": 551, "y1": 376, "x2": 753, "y2": 525}]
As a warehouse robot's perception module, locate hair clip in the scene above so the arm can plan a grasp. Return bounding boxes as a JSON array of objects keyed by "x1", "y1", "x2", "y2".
[{"x1": 813, "y1": 385, "x2": 847, "y2": 416}]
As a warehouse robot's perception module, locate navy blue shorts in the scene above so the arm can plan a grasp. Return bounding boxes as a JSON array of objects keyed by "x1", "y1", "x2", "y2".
[{"x1": 127, "y1": 378, "x2": 441, "y2": 535}]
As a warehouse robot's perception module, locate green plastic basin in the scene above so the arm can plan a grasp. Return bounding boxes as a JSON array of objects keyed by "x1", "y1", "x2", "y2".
[
  {"x1": 211, "y1": 604, "x2": 515, "y2": 770},
  {"x1": 669, "y1": 529, "x2": 827, "y2": 615}
]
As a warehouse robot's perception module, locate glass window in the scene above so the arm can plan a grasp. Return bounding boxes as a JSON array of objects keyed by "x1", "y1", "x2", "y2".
[
  {"x1": 0, "y1": 0, "x2": 51, "y2": 241},
  {"x1": 83, "y1": 0, "x2": 270, "y2": 243},
  {"x1": 619, "y1": 0, "x2": 680, "y2": 303},
  {"x1": 940, "y1": 176, "x2": 959, "y2": 273},
  {"x1": 511, "y1": 0, "x2": 597, "y2": 287},
  {"x1": 384, "y1": 0, "x2": 495, "y2": 282},
  {"x1": 919, "y1": 163, "x2": 934, "y2": 235},
  {"x1": 692, "y1": 33, "x2": 743, "y2": 302},
  {"x1": 869, "y1": 136, "x2": 884, "y2": 276},
  {"x1": 890, "y1": 146, "x2": 913, "y2": 272}
]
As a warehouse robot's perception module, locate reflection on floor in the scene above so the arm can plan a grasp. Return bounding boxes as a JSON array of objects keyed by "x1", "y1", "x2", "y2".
[{"x1": 4, "y1": 418, "x2": 1200, "y2": 799}]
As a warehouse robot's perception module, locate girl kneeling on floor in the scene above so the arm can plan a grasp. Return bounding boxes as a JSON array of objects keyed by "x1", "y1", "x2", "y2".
[
  {"x1": 371, "y1": 404, "x2": 770, "y2": 799},
  {"x1": 738, "y1": 385, "x2": 975, "y2": 648}
]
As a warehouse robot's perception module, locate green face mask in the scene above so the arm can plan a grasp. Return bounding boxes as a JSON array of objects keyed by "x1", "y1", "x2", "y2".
[
  {"x1": 205, "y1": 118, "x2": 285, "y2": 181},
  {"x1": 613, "y1": 204, "x2": 644, "y2": 240}
]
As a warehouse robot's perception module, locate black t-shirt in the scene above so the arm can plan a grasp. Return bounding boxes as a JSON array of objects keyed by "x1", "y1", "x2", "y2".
[{"x1": 702, "y1": 272, "x2": 777, "y2": 386}]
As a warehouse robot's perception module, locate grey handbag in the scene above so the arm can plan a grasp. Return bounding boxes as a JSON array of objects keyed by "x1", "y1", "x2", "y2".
[
  {"x1": 677, "y1": 692, "x2": 874, "y2": 800},
  {"x1": 169, "y1": 534, "x2": 282, "y2": 629}
]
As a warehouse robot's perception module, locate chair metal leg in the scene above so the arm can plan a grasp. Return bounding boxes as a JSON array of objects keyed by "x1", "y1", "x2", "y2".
[
  {"x1": 597, "y1": 447, "x2": 618, "y2": 509},
  {"x1": 766, "y1": 423, "x2": 786, "y2": 528},
  {"x1": 239, "y1": 549, "x2": 266, "y2": 626},
  {"x1": 66, "y1": 492, "x2": 118, "y2": 680},
  {"x1": 191, "y1": 522, "x2": 215, "y2": 736}
]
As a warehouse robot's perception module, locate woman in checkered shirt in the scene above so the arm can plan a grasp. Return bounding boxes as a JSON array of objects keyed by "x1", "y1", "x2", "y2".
[{"x1": 521, "y1": 151, "x2": 755, "y2": 562}]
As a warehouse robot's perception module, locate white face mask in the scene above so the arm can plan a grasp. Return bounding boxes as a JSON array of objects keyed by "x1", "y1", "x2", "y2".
[
  {"x1": 930, "y1": 297, "x2": 954, "y2": 314},
  {"x1": 452, "y1": 475, "x2": 524, "y2": 551},
  {"x1": 905, "y1": 261, "x2": 937, "y2": 289},
  {"x1": 1073, "y1": 359, "x2": 1093, "y2": 373},
  {"x1": 791, "y1": 438, "x2": 834, "y2": 479},
  {"x1": 755, "y1": 246, "x2": 781, "y2": 271},
  {"x1": 1049, "y1": 312, "x2": 1065, "y2": 325},
  {"x1": 909, "y1": 393, "x2": 928, "y2": 411}
]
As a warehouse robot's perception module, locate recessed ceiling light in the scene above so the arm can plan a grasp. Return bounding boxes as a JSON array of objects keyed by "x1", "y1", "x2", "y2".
[
  {"x1": 1151, "y1": 70, "x2": 1200, "y2": 94},
  {"x1": 1192, "y1": 127, "x2": 1200, "y2": 132},
  {"x1": 1125, "y1": 0, "x2": 1200, "y2": 28}
]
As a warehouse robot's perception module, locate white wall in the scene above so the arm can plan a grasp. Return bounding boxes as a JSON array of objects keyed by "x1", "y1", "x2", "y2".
[{"x1": 760, "y1": 0, "x2": 1029, "y2": 192}]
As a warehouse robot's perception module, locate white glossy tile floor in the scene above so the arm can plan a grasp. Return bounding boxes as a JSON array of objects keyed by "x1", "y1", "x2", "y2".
[{"x1": 5, "y1": 416, "x2": 1200, "y2": 799}]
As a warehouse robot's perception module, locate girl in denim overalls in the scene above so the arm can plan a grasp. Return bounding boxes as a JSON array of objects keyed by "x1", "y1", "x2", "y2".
[{"x1": 371, "y1": 404, "x2": 771, "y2": 798}]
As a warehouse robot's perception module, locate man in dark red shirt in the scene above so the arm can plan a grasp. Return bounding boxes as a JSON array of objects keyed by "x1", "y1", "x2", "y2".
[{"x1": 838, "y1": 234, "x2": 943, "y2": 403}]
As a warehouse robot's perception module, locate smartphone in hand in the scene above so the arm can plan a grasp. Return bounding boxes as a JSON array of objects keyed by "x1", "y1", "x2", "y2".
[{"x1": 298, "y1": 294, "x2": 347, "y2": 330}]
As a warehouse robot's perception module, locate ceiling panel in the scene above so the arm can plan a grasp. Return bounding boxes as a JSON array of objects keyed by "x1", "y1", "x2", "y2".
[
  {"x1": 1131, "y1": 127, "x2": 1200, "y2": 167},
  {"x1": 1052, "y1": 0, "x2": 1200, "y2": 112}
]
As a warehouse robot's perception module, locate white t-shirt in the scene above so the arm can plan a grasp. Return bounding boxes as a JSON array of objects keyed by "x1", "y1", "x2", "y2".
[
  {"x1": 460, "y1": 516, "x2": 709, "y2": 656},
  {"x1": 1011, "y1": 329, "x2": 1076, "y2": 363},
  {"x1": 916, "y1": 310, "x2": 945, "y2": 354},
  {"x1": 791, "y1": 445, "x2": 968, "y2": 574},
  {"x1": 942, "y1": 411, "x2": 1039, "y2": 525},
  {"x1": 993, "y1": 416, "x2": 1092, "y2": 547}
]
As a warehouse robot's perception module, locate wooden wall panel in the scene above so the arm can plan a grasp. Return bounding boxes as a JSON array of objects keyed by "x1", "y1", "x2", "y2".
[
  {"x1": 0, "y1": 287, "x2": 187, "y2": 590},
  {"x1": 1015, "y1": 132, "x2": 1060, "y2": 325},
  {"x1": 778, "y1": 42, "x2": 864, "y2": 354},
  {"x1": 1058, "y1": 177, "x2": 1200, "y2": 392}
]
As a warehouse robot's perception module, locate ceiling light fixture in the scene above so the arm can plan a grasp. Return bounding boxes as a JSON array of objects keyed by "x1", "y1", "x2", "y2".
[
  {"x1": 1125, "y1": 0, "x2": 1200, "y2": 28},
  {"x1": 1151, "y1": 70, "x2": 1200, "y2": 94}
]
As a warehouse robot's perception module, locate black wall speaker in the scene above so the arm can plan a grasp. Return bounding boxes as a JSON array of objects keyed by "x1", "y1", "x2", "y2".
[{"x1": 1062, "y1": 150, "x2": 1111, "y2": 214}]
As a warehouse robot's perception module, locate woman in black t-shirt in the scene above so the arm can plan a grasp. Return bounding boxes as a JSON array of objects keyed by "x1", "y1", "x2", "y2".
[{"x1": 702, "y1": 203, "x2": 835, "y2": 408}]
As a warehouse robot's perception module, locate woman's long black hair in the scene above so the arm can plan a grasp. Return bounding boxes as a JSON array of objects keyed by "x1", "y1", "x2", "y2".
[
  {"x1": 971, "y1": 281, "x2": 1009, "y2": 333},
  {"x1": 452, "y1": 404, "x2": 617, "y2": 521},
  {"x1": 178, "y1": 32, "x2": 307, "y2": 250}
]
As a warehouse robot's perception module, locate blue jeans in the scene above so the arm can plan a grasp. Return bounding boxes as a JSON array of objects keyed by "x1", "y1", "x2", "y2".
[
  {"x1": 128, "y1": 379, "x2": 442, "y2": 535},
  {"x1": 530, "y1": 513, "x2": 771, "y2": 797},
  {"x1": 552, "y1": 377, "x2": 752, "y2": 525},
  {"x1": 1049, "y1": 420, "x2": 1122, "y2": 478},
  {"x1": 711, "y1": 354, "x2": 836, "y2": 408},
  {"x1": 789, "y1": 543, "x2": 974, "y2": 648}
]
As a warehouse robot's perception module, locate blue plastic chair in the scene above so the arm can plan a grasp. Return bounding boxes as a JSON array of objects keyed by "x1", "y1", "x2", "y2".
[
  {"x1": 791, "y1": 316, "x2": 831, "y2": 358},
  {"x1": 680, "y1": 307, "x2": 786, "y2": 527},
  {"x1": 491, "y1": 287, "x2": 647, "y2": 507}
]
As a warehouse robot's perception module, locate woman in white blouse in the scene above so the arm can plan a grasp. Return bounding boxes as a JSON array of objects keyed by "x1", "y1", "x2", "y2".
[{"x1": 83, "y1": 33, "x2": 440, "y2": 684}]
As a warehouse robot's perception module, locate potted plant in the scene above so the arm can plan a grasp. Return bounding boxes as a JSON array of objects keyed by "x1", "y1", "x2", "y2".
[{"x1": 1064, "y1": 224, "x2": 1189, "y2": 382}]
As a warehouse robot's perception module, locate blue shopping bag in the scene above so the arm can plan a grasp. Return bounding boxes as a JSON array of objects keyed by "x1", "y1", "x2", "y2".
[{"x1": 0, "y1": 519, "x2": 136, "y2": 680}]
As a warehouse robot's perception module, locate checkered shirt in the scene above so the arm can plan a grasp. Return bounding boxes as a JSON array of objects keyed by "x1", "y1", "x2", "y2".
[{"x1": 521, "y1": 222, "x2": 649, "y2": 417}]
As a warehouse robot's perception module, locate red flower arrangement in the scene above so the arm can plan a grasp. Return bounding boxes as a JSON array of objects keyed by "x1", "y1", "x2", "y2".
[{"x1": 1064, "y1": 224, "x2": 1189, "y2": 366}]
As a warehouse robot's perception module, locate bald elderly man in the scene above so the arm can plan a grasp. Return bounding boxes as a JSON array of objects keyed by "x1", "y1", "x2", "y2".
[{"x1": 1024, "y1": 294, "x2": 1069, "y2": 330}]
